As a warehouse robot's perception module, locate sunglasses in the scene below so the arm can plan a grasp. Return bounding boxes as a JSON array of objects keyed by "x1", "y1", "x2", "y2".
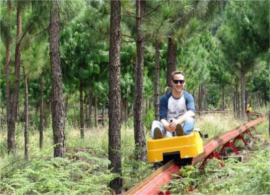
[{"x1": 173, "y1": 80, "x2": 185, "y2": 84}]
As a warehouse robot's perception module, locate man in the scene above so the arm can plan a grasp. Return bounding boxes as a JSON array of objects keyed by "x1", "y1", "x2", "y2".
[{"x1": 151, "y1": 71, "x2": 195, "y2": 139}]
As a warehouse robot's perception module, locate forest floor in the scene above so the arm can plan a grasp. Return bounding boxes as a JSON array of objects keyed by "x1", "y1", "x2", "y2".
[{"x1": 0, "y1": 113, "x2": 269, "y2": 194}]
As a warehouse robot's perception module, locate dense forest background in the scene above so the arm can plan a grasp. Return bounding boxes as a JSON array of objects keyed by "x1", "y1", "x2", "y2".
[{"x1": 0, "y1": 0, "x2": 269, "y2": 193}]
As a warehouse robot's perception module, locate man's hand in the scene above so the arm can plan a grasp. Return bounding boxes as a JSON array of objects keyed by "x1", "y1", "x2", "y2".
[
  {"x1": 161, "y1": 119, "x2": 174, "y2": 132},
  {"x1": 161, "y1": 111, "x2": 195, "y2": 133},
  {"x1": 168, "y1": 119, "x2": 177, "y2": 132}
]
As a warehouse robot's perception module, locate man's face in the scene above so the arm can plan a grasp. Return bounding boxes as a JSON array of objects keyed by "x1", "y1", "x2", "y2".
[{"x1": 171, "y1": 74, "x2": 185, "y2": 93}]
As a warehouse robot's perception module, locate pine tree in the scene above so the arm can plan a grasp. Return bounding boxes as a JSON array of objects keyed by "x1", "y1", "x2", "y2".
[
  {"x1": 108, "y1": 0, "x2": 122, "y2": 192},
  {"x1": 134, "y1": 0, "x2": 147, "y2": 161},
  {"x1": 49, "y1": 0, "x2": 65, "y2": 157}
]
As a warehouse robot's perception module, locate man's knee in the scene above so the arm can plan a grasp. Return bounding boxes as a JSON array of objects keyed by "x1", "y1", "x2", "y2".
[
  {"x1": 151, "y1": 120, "x2": 164, "y2": 138},
  {"x1": 185, "y1": 117, "x2": 195, "y2": 125},
  {"x1": 151, "y1": 120, "x2": 160, "y2": 126},
  {"x1": 183, "y1": 117, "x2": 195, "y2": 134}
]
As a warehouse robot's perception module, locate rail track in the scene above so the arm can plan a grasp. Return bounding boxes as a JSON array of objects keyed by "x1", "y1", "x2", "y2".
[{"x1": 125, "y1": 114, "x2": 265, "y2": 195}]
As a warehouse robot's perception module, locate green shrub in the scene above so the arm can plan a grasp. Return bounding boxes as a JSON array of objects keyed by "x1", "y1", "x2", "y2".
[
  {"x1": 0, "y1": 149, "x2": 117, "y2": 194},
  {"x1": 200, "y1": 148, "x2": 270, "y2": 194}
]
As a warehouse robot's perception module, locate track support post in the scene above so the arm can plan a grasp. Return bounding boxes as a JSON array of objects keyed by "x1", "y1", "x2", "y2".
[
  {"x1": 250, "y1": 126, "x2": 257, "y2": 135},
  {"x1": 245, "y1": 129, "x2": 253, "y2": 138},
  {"x1": 233, "y1": 134, "x2": 248, "y2": 146},
  {"x1": 199, "y1": 151, "x2": 224, "y2": 170},
  {"x1": 219, "y1": 141, "x2": 240, "y2": 155},
  {"x1": 158, "y1": 191, "x2": 171, "y2": 195}
]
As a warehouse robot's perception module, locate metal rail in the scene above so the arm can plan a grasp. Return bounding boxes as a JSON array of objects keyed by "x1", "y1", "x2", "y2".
[
  {"x1": 196, "y1": 110, "x2": 232, "y2": 114},
  {"x1": 248, "y1": 112, "x2": 263, "y2": 118},
  {"x1": 192, "y1": 117, "x2": 264, "y2": 165},
  {"x1": 124, "y1": 160, "x2": 179, "y2": 195},
  {"x1": 125, "y1": 117, "x2": 265, "y2": 195}
]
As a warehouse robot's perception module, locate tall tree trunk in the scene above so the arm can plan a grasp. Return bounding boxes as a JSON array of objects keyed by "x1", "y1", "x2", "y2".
[
  {"x1": 198, "y1": 85, "x2": 203, "y2": 111},
  {"x1": 88, "y1": 90, "x2": 93, "y2": 128},
  {"x1": 0, "y1": 107, "x2": 3, "y2": 130},
  {"x1": 237, "y1": 91, "x2": 240, "y2": 117},
  {"x1": 44, "y1": 101, "x2": 50, "y2": 129},
  {"x1": 134, "y1": 0, "x2": 147, "y2": 161},
  {"x1": 259, "y1": 95, "x2": 263, "y2": 107},
  {"x1": 95, "y1": 95, "x2": 98, "y2": 128},
  {"x1": 85, "y1": 93, "x2": 88, "y2": 125},
  {"x1": 205, "y1": 93, "x2": 208, "y2": 110},
  {"x1": 5, "y1": 0, "x2": 13, "y2": 154},
  {"x1": 264, "y1": 86, "x2": 267, "y2": 106},
  {"x1": 268, "y1": 108, "x2": 270, "y2": 138},
  {"x1": 222, "y1": 87, "x2": 225, "y2": 110},
  {"x1": 80, "y1": 83, "x2": 84, "y2": 139},
  {"x1": 108, "y1": 0, "x2": 122, "y2": 192},
  {"x1": 44, "y1": 102, "x2": 48, "y2": 128},
  {"x1": 233, "y1": 91, "x2": 236, "y2": 118},
  {"x1": 23, "y1": 67, "x2": 29, "y2": 160},
  {"x1": 39, "y1": 76, "x2": 44, "y2": 149},
  {"x1": 166, "y1": 38, "x2": 177, "y2": 87},
  {"x1": 49, "y1": 0, "x2": 65, "y2": 157},
  {"x1": 245, "y1": 90, "x2": 248, "y2": 110},
  {"x1": 240, "y1": 69, "x2": 246, "y2": 119},
  {"x1": 35, "y1": 102, "x2": 39, "y2": 117},
  {"x1": 154, "y1": 39, "x2": 160, "y2": 121},
  {"x1": 235, "y1": 77, "x2": 240, "y2": 118},
  {"x1": 7, "y1": 4, "x2": 22, "y2": 154},
  {"x1": 201, "y1": 86, "x2": 204, "y2": 110},
  {"x1": 102, "y1": 101, "x2": 105, "y2": 127},
  {"x1": 145, "y1": 99, "x2": 148, "y2": 115},
  {"x1": 13, "y1": 3, "x2": 22, "y2": 138},
  {"x1": 198, "y1": 89, "x2": 200, "y2": 112},
  {"x1": 0, "y1": 107, "x2": 4, "y2": 129}
]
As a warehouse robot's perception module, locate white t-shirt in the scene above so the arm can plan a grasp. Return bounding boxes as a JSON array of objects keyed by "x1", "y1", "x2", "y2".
[{"x1": 167, "y1": 95, "x2": 187, "y2": 122}]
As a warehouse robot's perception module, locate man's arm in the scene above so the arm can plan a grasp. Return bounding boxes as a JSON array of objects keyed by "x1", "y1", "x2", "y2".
[
  {"x1": 159, "y1": 95, "x2": 168, "y2": 120},
  {"x1": 160, "y1": 119, "x2": 172, "y2": 132},
  {"x1": 175, "y1": 110, "x2": 195, "y2": 124},
  {"x1": 159, "y1": 94, "x2": 172, "y2": 131}
]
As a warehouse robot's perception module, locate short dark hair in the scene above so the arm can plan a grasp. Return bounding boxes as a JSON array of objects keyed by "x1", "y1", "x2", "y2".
[{"x1": 171, "y1": 71, "x2": 185, "y2": 80}]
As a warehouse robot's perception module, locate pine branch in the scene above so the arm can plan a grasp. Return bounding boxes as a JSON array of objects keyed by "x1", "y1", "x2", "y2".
[
  {"x1": 122, "y1": 40, "x2": 136, "y2": 43},
  {"x1": 18, "y1": 20, "x2": 36, "y2": 45},
  {"x1": 33, "y1": 27, "x2": 49, "y2": 38},
  {"x1": 142, "y1": 4, "x2": 162, "y2": 19},
  {"x1": 122, "y1": 33, "x2": 135, "y2": 40},
  {"x1": 122, "y1": 7, "x2": 136, "y2": 18}
]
